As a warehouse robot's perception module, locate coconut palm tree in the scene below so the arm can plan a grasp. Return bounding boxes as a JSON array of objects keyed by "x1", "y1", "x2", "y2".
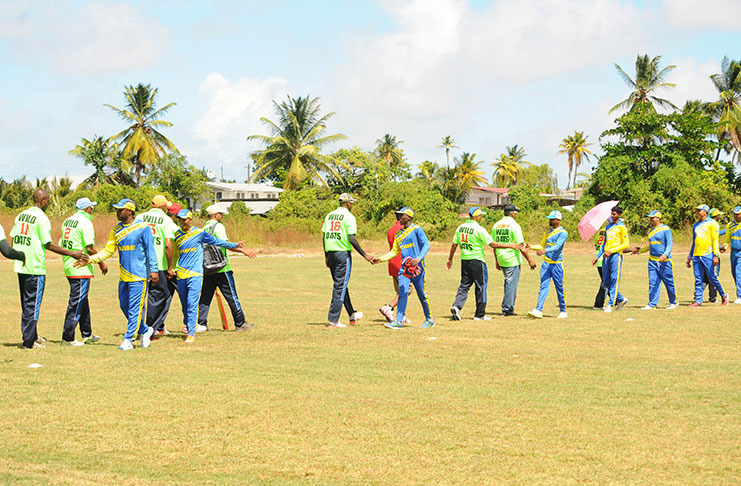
[
  {"x1": 106, "y1": 84, "x2": 178, "y2": 185},
  {"x1": 69, "y1": 135, "x2": 130, "y2": 187},
  {"x1": 505, "y1": 145, "x2": 529, "y2": 166},
  {"x1": 436, "y1": 135, "x2": 459, "y2": 169},
  {"x1": 374, "y1": 134, "x2": 405, "y2": 167},
  {"x1": 455, "y1": 152, "x2": 488, "y2": 188},
  {"x1": 247, "y1": 95, "x2": 347, "y2": 190},
  {"x1": 492, "y1": 154, "x2": 525, "y2": 187},
  {"x1": 609, "y1": 54, "x2": 678, "y2": 114},
  {"x1": 709, "y1": 57, "x2": 741, "y2": 159},
  {"x1": 558, "y1": 131, "x2": 593, "y2": 189},
  {"x1": 417, "y1": 160, "x2": 440, "y2": 184}
]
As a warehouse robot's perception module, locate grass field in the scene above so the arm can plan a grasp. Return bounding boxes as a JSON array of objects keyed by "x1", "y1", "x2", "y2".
[{"x1": 0, "y1": 250, "x2": 739, "y2": 485}]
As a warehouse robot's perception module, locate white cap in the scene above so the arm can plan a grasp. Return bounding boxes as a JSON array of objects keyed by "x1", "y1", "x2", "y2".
[{"x1": 206, "y1": 204, "x2": 228, "y2": 215}]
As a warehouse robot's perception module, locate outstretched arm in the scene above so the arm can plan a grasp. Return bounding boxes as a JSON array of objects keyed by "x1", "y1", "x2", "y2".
[
  {"x1": 348, "y1": 234, "x2": 374, "y2": 263},
  {"x1": 0, "y1": 239, "x2": 25, "y2": 262}
]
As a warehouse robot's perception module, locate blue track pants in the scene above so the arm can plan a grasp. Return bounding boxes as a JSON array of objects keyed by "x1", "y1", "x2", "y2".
[
  {"x1": 396, "y1": 265, "x2": 431, "y2": 322},
  {"x1": 731, "y1": 250, "x2": 741, "y2": 299},
  {"x1": 177, "y1": 276, "x2": 202, "y2": 336},
  {"x1": 647, "y1": 260, "x2": 677, "y2": 307},
  {"x1": 601, "y1": 253, "x2": 625, "y2": 306},
  {"x1": 536, "y1": 262, "x2": 566, "y2": 312},
  {"x1": 118, "y1": 280, "x2": 149, "y2": 341},
  {"x1": 693, "y1": 255, "x2": 725, "y2": 303}
]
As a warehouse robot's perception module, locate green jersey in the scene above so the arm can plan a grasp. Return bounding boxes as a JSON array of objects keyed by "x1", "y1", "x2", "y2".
[
  {"x1": 10, "y1": 206, "x2": 52, "y2": 275},
  {"x1": 203, "y1": 219, "x2": 231, "y2": 273},
  {"x1": 60, "y1": 210, "x2": 96, "y2": 278},
  {"x1": 492, "y1": 216, "x2": 524, "y2": 267},
  {"x1": 322, "y1": 207, "x2": 357, "y2": 252},
  {"x1": 453, "y1": 219, "x2": 493, "y2": 262},
  {"x1": 136, "y1": 208, "x2": 179, "y2": 271}
]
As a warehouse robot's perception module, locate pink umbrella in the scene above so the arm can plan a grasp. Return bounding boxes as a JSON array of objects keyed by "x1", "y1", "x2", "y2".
[{"x1": 578, "y1": 200, "x2": 619, "y2": 242}]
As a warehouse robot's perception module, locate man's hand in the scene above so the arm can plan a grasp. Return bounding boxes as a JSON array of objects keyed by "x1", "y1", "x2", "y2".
[
  {"x1": 239, "y1": 248, "x2": 257, "y2": 259},
  {"x1": 631, "y1": 246, "x2": 640, "y2": 255},
  {"x1": 364, "y1": 254, "x2": 374, "y2": 264},
  {"x1": 528, "y1": 259, "x2": 537, "y2": 270},
  {"x1": 686, "y1": 258, "x2": 691, "y2": 268},
  {"x1": 495, "y1": 261, "x2": 501, "y2": 271},
  {"x1": 167, "y1": 268, "x2": 175, "y2": 279},
  {"x1": 149, "y1": 272, "x2": 160, "y2": 286},
  {"x1": 236, "y1": 241, "x2": 245, "y2": 249},
  {"x1": 591, "y1": 258, "x2": 598, "y2": 266},
  {"x1": 445, "y1": 259, "x2": 453, "y2": 270},
  {"x1": 604, "y1": 251, "x2": 612, "y2": 257},
  {"x1": 69, "y1": 251, "x2": 87, "y2": 262},
  {"x1": 73, "y1": 258, "x2": 88, "y2": 268},
  {"x1": 371, "y1": 257, "x2": 381, "y2": 265},
  {"x1": 99, "y1": 262, "x2": 108, "y2": 275},
  {"x1": 409, "y1": 258, "x2": 420, "y2": 266},
  {"x1": 325, "y1": 256, "x2": 330, "y2": 268},
  {"x1": 720, "y1": 244, "x2": 727, "y2": 253},
  {"x1": 536, "y1": 249, "x2": 545, "y2": 256},
  {"x1": 713, "y1": 256, "x2": 719, "y2": 266},
  {"x1": 658, "y1": 254, "x2": 668, "y2": 262}
]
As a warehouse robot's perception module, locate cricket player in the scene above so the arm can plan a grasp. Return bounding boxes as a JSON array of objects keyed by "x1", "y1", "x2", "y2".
[
  {"x1": 704, "y1": 208, "x2": 724, "y2": 302},
  {"x1": 172, "y1": 209, "x2": 255, "y2": 342},
  {"x1": 83, "y1": 198, "x2": 159, "y2": 351},
  {"x1": 59, "y1": 197, "x2": 108, "y2": 346},
  {"x1": 446, "y1": 206, "x2": 524, "y2": 320},
  {"x1": 528, "y1": 210, "x2": 568, "y2": 319},
  {"x1": 593, "y1": 205, "x2": 630, "y2": 312},
  {"x1": 322, "y1": 193, "x2": 374, "y2": 328},
  {"x1": 592, "y1": 228, "x2": 607, "y2": 309},
  {"x1": 375, "y1": 207, "x2": 434, "y2": 329},
  {"x1": 379, "y1": 210, "x2": 404, "y2": 323},
  {"x1": 630, "y1": 210, "x2": 679, "y2": 310},
  {"x1": 686, "y1": 204, "x2": 728, "y2": 307},
  {"x1": 720, "y1": 206, "x2": 741, "y2": 303},
  {"x1": 198, "y1": 204, "x2": 255, "y2": 332},
  {"x1": 136, "y1": 194, "x2": 179, "y2": 336},
  {"x1": 11, "y1": 189, "x2": 87, "y2": 349},
  {"x1": 491, "y1": 204, "x2": 536, "y2": 316}
]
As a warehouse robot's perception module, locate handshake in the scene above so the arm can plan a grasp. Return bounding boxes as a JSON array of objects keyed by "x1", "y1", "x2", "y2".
[{"x1": 364, "y1": 254, "x2": 382, "y2": 265}]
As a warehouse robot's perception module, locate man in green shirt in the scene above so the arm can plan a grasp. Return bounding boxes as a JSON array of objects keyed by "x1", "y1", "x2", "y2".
[
  {"x1": 10, "y1": 189, "x2": 86, "y2": 349},
  {"x1": 59, "y1": 197, "x2": 108, "y2": 346},
  {"x1": 446, "y1": 207, "x2": 524, "y2": 320},
  {"x1": 322, "y1": 193, "x2": 374, "y2": 328},
  {"x1": 491, "y1": 204, "x2": 536, "y2": 316},
  {"x1": 136, "y1": 194, "x2": 180, "y2": 336},
  {"x1": 198, "y1": 203, "x2": 257, "y2": 332},
  {"x1": 0, "y1": 222, "x2": 25, "y2": 263}
]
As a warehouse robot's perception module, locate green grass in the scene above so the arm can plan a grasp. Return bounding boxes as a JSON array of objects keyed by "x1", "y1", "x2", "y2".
[{"x1": 0, "y1": 252, "x2": 739, "y2": 485}]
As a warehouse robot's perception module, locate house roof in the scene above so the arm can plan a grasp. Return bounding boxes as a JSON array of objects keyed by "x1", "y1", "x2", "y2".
[
  {"x1": 220, "y1": 200, "x2": 280, "y2": 215},
  {"x1": 206, "y1": 182, "x2": 283, "y2": 193},
  {"x1": 469, "y1": 187, "x2": 509, "y2": 194}
]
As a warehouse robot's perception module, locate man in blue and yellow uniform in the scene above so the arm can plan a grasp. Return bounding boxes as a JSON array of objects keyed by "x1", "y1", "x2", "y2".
[
  {"x1": 528, "y1": 210, "x2": 568, "y2": 319},
  {"x1": 631, "y1": 210, "x2": 679, "y2": 310},
  {"x1": 375, "y1": 207, "x2": 434, "y2": 329},
  {"x1": 720, "y1": 206, "x2": 741, "y2": 304},
  {"x1": 82, "y1": 199, "x2": 159, "y2": 351},
  {"x1": 687, "y1": 204, "x2": 728, "y2": 307},
  {"x1": 592, "y1": 205, "x2": 630, "y2": 312},
  {"x1": 172, "y1": 209, "x2": 255, "y2": 343}
]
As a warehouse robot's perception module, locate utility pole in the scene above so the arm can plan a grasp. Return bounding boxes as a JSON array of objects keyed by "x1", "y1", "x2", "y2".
[{"x1": 220, "y1": 164, "x2": 224, "y2": 182}]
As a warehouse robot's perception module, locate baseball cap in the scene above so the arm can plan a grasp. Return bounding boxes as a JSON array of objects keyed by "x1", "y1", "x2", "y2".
[
  {"x1": 176, "y1": 209, "x2": 193, "y2": 220},
  {"x1": 75, "y1": 197, "x2": 97, "y2": 210},
  {"x1": 710, "y1": 208, "x2": 723, "y2": 218},
  {"x1": 339, "y1": 193, "x2": 357, "y2": 203},
  {"x1": 206, "y1": 203, "x2": 227, "y2": 215},
  {"x1": 696, "y1": 204, "x2": 710, "y2": 212},
  {"x1": 469, "y1": 206, "x2": 486, "y2": 218},
  {"x1": 546, "y1": 210, "x2": 563, "y2": 220},
  {"x1": 151, "y1": 195, "x2": 172, "y2": 208},
  {"x1": 646, "y1": 210, "x2": 662, "y2": 218},
  {"x1": 112, "y1": 198, "x2": 136, "y2": 212},
  {"x1": 733, "y1": 206, "x2": 741, "y2": 214},
  {"x1": 503, "y1": 204, "x2": 521, "y2": 214},
  {"x1": 397, "y1": 206, "x2": 415, "y2": 218},
  {"x1": 167, "y1": 202, "x2": 182, "y2": 216}
]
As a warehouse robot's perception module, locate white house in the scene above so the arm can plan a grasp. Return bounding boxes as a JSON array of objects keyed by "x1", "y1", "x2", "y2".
[
  {"x1": 206, "y1": 182, "x2": 283, "y2": 215},
  {"x1": 465, "y1": 187, "x2": 511, "y2": 208}
]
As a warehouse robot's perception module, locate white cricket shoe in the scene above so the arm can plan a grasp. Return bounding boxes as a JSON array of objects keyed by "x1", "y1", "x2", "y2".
[
  {"x1": 641, "y1": 305, "x2": 656, "y2": 311},
  {"x1": 349, "y1": 312, "x2": 364, "y2": 325},
  {"x1": 379, "y1": 305, "x2": 394, "y2": 322},
  {"x1": 527, "y1": 309, "x2": 543, "y2": 319},
  {"x1": 616, "y1": 298, "x2": 628, "y2": 310},
  {"x1": 402, "y1": 317, "x2": 412, "y2": 325},
  {"x1": 140, "y1": 328, "x2": 154, "y2": 348},
  {"x1": 556, "y1": 312, "x2": 568, "y2": 319},
  {"x1": 604, "y1": 305, "x2": 612, "y2": 313},
  {"x1": 592, "y1": 306, "x2": 603, "y2": 310},
  {"x1": 666, "y1": 302, "x2": 680, "y2": 309},
  {"x1": 118, "y1": 339, "x2": 134, "y2": 351},
  {"x1": 62, "y1": 339, "x2": 84, "y2": 347},
  {"x1": 734, "y1": 298, "x2": 741, "y2": 305},
  {"x1": 473, "y1": 315, "x2": 492, "y2": 321},
  {"x1": 195, "y1": 324, "x2": 209, "y2": 333},
  {"x1": 450, "y1": 306, "x2": 462, "y2": 321},
  {"x1": 327, "y1": 321, "x2": 347, "y2": 328}
]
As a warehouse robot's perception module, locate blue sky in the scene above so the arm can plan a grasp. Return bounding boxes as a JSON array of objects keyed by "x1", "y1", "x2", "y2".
[{"x1": 0, "y1": 0, "x2": 739, "y2": 187}]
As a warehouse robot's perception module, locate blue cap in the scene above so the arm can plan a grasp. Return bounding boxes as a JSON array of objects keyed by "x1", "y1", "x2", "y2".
[
  {"x1": 176, "y1": 208, "x2": 193, "y2": 219},
  {"x1": 397, "y1": 207, "x2": 414, "y2": 218},
  {"x1": 112, "y1": 198, "x2": 136, "y2": 211},
  {"x1": 75, "y1": 197, "x2": 97, "y2": 210},
  {"x1": 546, "y1": 210, "x2": 563, "y2": 220},
  {"x1": 469, "y1": 206, "x2": 486, "y2": 217},
  {"x1": 696, "y1": 204, "x2": 710, "y2": 213},
  {"x1": 733, "y1": 206, "x2": 741, "y2": 214},
  {"x1": 646, "y1": 210, "x2": 662, "y2": 218}
]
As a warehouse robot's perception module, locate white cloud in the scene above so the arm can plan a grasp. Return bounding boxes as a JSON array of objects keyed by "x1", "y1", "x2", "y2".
[
  {"x1": 665, "y1": 58, "x2": 721, "y2": 107},
  {"x1": 664, "y1": 0, "x2": 741, "y2": 31},
  {"x1": 0, "y1": 0, "x2": 32, "y2": 38},
  {"x1": 188, "y1": 73, "x2": 290, "y2": 174}
]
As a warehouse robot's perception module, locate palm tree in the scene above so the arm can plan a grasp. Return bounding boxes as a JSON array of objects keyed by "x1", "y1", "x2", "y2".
[
  {"x1": 492, "y1": 154, "x2": 525, "y2": 187},
  {"x1": 247, "y1": 95, "x2": 347, "y2": 190},
  {"x1": 455, "y1": 152, "x2": 488, "y2": 188},
  {"x1": 505, "y1": 145, "x2": 529, "y2": 166},
  {"x1": 69, "y1": 135, "x2": 129, "y2": 187},
  {"x1": 374, "y1": 134, "x2": 405, "y2": 167},
  {"x1": 609, "y1": 54, "x2": 678, "y2": 114},
  {"x1": 709, "y1": 57, "x2": 741, "y2": 159},
  {"x1": 436, "y1": 135, "x2": 459, "y2": 169},
  {"x1": 558, "y1": 131, "x2": 593, "y2": 189},
  {"x1": 417, "y1": 160, "x2": 440, "y2": 184},
  {"x1": 106, "y1": 84, "x2": 178, "y2": 185}
]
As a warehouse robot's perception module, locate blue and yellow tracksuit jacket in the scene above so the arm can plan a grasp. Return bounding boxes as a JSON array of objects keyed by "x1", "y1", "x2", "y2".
[
  {"x1": 536, "y1": 227, "x2": 568, "y2": 312},
  {"x1": 89, "y1": 221, "x2": 157, "y2": 281},
  {"x1": 726, "y1": 220, "x2": 741, "y2": 299},
  {"x1": 638, "y1": 224, "x2": 677, "y2": 307},
  {"x1": 596, "y1": 219, "x2": 629, "y2": 306},
  {"x1": 639, "y1": 224, "x2": 673, "y2": 260}
]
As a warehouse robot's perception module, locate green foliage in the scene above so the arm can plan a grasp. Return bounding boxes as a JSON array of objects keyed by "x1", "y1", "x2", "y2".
[
  {"x1": 227, "y1": 201, "x2": 250, "y2": 218},
  {"x1": 514, "y1": 164, "x2": 555, "y2": 192},
  {"x1": 1, "y1": 177, "x2": 33, "y2": 209},
  {"x1": 268, "y1": 187, "x2": 336, "y2": 221},
  {"x1": 508, "y1": 184, "x2": 547, "y2": 213},
  {"x1": 143, "y1": 153, "x2": 212, "y2": 205}
]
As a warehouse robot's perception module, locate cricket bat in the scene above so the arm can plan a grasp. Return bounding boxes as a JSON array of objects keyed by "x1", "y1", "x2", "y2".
[{"x1": 215, "y1": 288, "x2": 229, "y2": 330}]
